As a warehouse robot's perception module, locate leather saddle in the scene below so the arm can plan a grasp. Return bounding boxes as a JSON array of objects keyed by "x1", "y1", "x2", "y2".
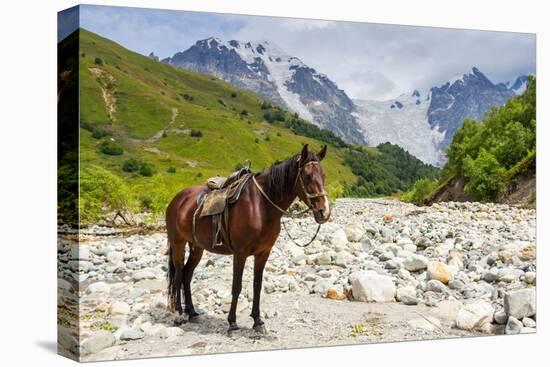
[{"x1": 193, "y1": 168, "x2": 253, "y2": 249}]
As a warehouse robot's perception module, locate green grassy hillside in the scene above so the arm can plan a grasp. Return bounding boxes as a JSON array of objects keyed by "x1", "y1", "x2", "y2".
[
  {"x1": 74, "y1": 29, "x2": 440, "y2": 224},
  {"x1": 78, "y1": 29, "x2": 358, "y2": 223}
]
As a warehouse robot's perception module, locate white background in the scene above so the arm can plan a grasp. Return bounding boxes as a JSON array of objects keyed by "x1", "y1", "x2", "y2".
[{"x1": 0, "y1": 0, "x2": 546, "y2": 365}]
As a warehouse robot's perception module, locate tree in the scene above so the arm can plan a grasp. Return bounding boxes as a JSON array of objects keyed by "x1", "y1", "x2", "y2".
[{"x1": 463, "y1": 149, "x2": 505, "y2": 201}]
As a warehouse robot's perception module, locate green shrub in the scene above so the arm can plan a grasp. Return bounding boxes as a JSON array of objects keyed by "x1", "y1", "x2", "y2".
[
  {"x1": 230, "y1": 92, "x2": 238, "y2": 98},
  {"x1": 264, "y1": 110, "x2": 285, "y2": 123},
  {"x1": 181, "y1": 93, "x2": 194, "y2": 101},
  {"x1": 217, "y1": 98, "x2": 226, "y2": 107},
  {"x1": 240, "y1": 109, "x2": 248, "y2": 116},
  {"x1": 190, "y1": 129, "x2": 203, "y2": 137},
  {"x1": 91, "y1": 127, "x2": 110, "y2": 139},
  {"x1": 99, "y1": 140, "x2": 123, "y2": 155},
  {"x1": 122, "y1": 158, "x2": 140, "y2": 173},
  {"x1": 79, "y1": 165, "x2": 136, "y2": 224},
  {"x1": 94, "y1": 57, "x2": 103, "y2": 65},
  {"x1": 463, "y1": 149, "x2": 505, "y2": 201},
  {"x1": 401, "y1": 178, "x2": 438, "y2": 205},
  {"x1": 139, "y1": 162, "x2": 155, "y2": 177},
  {"x1": 167, "y1": 166, "x2": 176, "y2": 173},
  {"x1": 261, "y1": 101, "x2": 272, "y2": 110},
  {"x1": 136, "y1": 175, "x2": 169, "y2": 213}
]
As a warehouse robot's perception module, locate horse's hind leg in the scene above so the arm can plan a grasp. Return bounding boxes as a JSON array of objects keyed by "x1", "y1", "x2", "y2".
[
  {"x1": 182, "y1": 244, "x2": 204, "y2": 321},
  {"x1": 168, "y1": 241, "x2": 186, "y2": 326}
]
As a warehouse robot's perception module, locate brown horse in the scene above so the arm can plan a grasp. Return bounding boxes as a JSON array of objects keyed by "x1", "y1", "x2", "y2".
[{"x1": 165, "y1": 144, "x2": 330, "y2": 333}]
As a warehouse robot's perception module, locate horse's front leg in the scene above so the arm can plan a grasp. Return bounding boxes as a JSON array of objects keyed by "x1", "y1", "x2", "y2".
[
  {"x1": 227, "y1": 253, "x2": 247, "y2": 333},
  {"x1": 251, "y1": 249, "x2": 271, "y2": 333}
]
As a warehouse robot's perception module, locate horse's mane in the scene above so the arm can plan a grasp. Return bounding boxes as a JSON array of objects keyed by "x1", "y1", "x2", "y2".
[{"x1": 266, "y1": 151, "x2": 318, "y2": 201}]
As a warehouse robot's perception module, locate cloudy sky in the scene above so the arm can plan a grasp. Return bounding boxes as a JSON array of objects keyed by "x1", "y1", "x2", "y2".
[{"x1": 75, "y1": 4, "x2": 536, "y2": 100}]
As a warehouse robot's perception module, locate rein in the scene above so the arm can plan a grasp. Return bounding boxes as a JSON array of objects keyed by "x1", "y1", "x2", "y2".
[{"x1": 251, "y1": 160, "x2": 328, "y2": 248}]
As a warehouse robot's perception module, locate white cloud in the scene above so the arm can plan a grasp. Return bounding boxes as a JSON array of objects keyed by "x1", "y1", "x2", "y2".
[{"x1": 80, "y1": 5, "x2": 536, "y2": 100}]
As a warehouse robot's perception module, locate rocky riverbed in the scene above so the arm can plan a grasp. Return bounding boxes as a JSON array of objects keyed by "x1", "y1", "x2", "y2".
[{"x1": 57, "y1": 198, "x2": 536, "y2": 361}]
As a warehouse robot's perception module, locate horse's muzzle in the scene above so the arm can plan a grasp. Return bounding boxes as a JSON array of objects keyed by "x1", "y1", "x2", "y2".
[{"x1": 314, "y1": 208, "x2": 330, "y2": 224}]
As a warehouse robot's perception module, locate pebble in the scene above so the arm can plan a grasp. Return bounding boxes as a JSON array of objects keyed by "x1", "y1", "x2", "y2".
[
  {"x1": 505, "y1": 316, "x2": 523, "y2": 334},
  {"x1": 396, "y1": 286, "x2": 418, "y2": 305},
  {"x1": 522, "y1": 317, "x2": 536, "y2": 328},
  {"x1": 402, "y1": 254, "x2": 429, "y2": 272},
  {"x1": 427, "y1": 261, "x2": 452, "y2": 284}
]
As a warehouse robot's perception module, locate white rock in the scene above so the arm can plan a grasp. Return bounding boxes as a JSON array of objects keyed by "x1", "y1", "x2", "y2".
[
  {"x1": 326, "y1": 227, "x2": 348, "y2": 248},
  {"x1": 132, "y1": 269, "x2": 156, "y2": 281},
  {"x1": 524, "y1": 271, "x2": 536, "y2": 284},
  {"x1": 86, "y1": 281, "x2": 110, "y2": 295},
  {"x1": 111, "y1": 301, "x2": 131, "y2": 315},
  {"x1": 81, "y1": 331, "x2": 115, "y2": 355},
  {"x1": 505, "y1": 316, "x2": 523, "y2": 334},
  {"x1": 107, "y1": 251, "x2": 124, "y2": 264},
  {"x1": 455, "y1": 301, "x2": 494, "y2": 331},
  {"x1": 344, "y1": 224, "x2": 364, "y2": 242},
  {"x1": 159, "y1": 327, "x2": 184, "y2": 339},
  {"x1": 349, "y1": 271, "x2": 396, "y2": 303},
  {"x1": 522, "y1": 317, "x2": 536, "y2": 328},
  {"x1": 120, "y1": 328, "x2": 145, "y2": 340},
  {"x1": 396, "y1": 286, "x2": 418, "y2": 305},
  {"x1": 504, "y1": 288, "x2": 536, "y2": 319}
]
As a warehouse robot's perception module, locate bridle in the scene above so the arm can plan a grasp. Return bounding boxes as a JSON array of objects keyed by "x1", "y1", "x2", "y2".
[{"x1": 251, "y1": 158, "x2": 330, "y2": 247}]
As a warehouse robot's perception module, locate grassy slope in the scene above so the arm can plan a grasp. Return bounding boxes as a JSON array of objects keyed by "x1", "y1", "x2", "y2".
[{"x1": 78, "y1": 29, "x2": 356, "y2": 205}]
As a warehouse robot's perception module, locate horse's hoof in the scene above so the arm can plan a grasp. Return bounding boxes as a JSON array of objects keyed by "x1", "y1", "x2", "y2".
[
  {"x1": 253, "y1": 323, "x2": 267, "y2": 334},
  {"x1": 227, "y1": 322, "x2": 240, "y2": 335}
]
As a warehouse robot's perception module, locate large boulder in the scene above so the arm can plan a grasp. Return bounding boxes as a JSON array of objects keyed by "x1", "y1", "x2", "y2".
[
  {"x1": 349, "y1": 271, "x2": 396, "y2": 302},
  {"x1": 427, "y1": 261, "x2": 453, "y2": 284},
  {"x1": 504, "y1": 288, "x2": 536, "y2": 319},
  {"x1": 455, "y1": 301, "x2": 494, "y2": 331}
]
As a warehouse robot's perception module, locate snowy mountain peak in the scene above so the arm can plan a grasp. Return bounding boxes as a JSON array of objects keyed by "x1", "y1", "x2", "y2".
[
  {"x1": 505, "y1": 75, "x2": 529, "y2": 95},
  {"x1": 164, "y1": 36, "x2": 366, "y2": 144}
]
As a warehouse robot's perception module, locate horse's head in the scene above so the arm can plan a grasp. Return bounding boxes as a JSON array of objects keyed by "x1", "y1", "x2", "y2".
[{"x1": 296, "y1": 144, "x2": 330, "y2": 224}]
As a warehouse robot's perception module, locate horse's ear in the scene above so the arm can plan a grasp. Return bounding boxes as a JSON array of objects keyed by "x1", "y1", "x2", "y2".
[
  {"x1": 318, "y1": 145, "x2": 327, "y2": 161},
  {"x1": 300, "y1": 144, "x2": 309, "y2": 163}
]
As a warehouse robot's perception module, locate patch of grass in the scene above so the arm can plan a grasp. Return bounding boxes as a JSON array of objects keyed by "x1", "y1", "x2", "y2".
[{"x1": 348, "y1": 323, "x2": 367, "y2": 337}]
